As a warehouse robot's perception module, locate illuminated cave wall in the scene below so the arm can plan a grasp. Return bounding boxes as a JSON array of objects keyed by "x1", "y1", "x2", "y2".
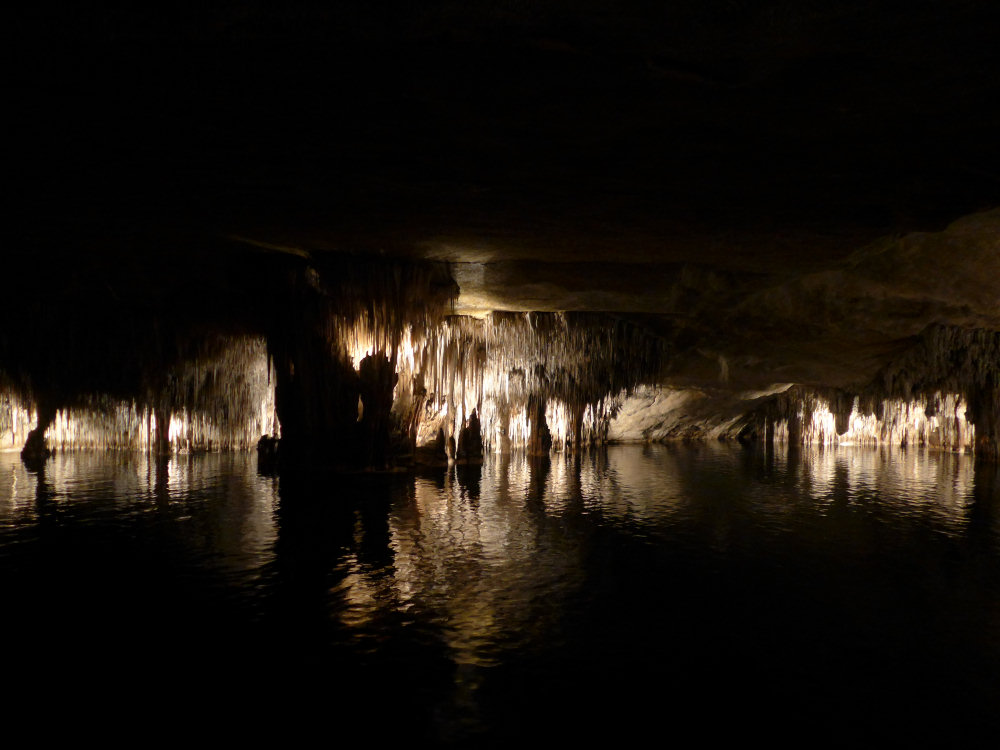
[
  {"x1": 1, "y1": 337, "x2": 277, "y2": 453},
  {"x1": 342, "y1": 311, "x2": 669, "y2": 454},
  {"x1": 2, "y1": 248, "x2": 996, "y2": 463},
  {"x1": 394, "y1": 312, "x2": 669, "y2": 454},
  {"x1": 754, "y1": 391, "x2": 976, "y2": 452},
  {"x1": 733, "y1": 327, "x2": 1000, "y2": 457},
  {"x1": 2, "y1": 252, "x2": 459, "y2": 464}
]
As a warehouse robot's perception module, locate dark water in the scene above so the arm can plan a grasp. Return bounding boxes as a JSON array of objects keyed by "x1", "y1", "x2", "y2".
[{"x1": 2, "y1": 445, "x2": 998, "y2": 743}]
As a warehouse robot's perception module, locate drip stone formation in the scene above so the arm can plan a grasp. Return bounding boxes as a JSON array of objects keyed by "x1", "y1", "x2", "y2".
[
  {"x1": 5, "y1": 2, "x2": 1000, "y2": 471},
  {"x1": 2, "y1": 222, "x2": 998, "y2": 469},
  {"x1": 2, "y1": 337, "x2": 277, "y2": 455}
]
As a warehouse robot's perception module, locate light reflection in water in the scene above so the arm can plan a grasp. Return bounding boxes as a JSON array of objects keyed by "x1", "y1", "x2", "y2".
[
  {"x1": 0, "y1": 451, "x2": 279, "y2": 587},
  {"x1": 322, "y1": 444, "x2": 996, "y2": 742},
  {"x1": 796, "y1": 445, "x2": 977, "y2": 529},
  {"x1": 1, "y1": 445, "x2": 997, "y2": 743},
  {"x1": 376, "y1": 457, "x2": 588, "y2": 669}
]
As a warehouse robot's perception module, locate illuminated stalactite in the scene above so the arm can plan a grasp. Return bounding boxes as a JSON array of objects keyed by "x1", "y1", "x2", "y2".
[
  {"x1": 405, "y1": 312, "x2": 668, "y2": 455},
  {"x1": 868, "y1": 326, "x2": 1000, "y2": 459},
  {"x1": 734, "y1": 327, "x2": 1000, "y2": 459},
  {"x1": 0, "y1": 395, "x2": 32, "y2": 450},
  {"x1": 0, "y1": 337, "x2": 278, "y2": 455},
  {"x1": 741, "y1": 388, "x2": 978, "y2": 453},
  {"x1": 159, "y1": 337, "x2": 280, "y2": 451}
]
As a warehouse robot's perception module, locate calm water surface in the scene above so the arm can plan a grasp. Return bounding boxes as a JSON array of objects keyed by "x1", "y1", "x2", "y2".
[{"x1": 1, "y1": 445, "x2": 998, "y2": 743}]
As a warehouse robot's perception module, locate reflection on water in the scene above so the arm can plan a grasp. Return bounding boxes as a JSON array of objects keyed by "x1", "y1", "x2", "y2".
[
  {"x1": 1, "y1": 446, "x2": 998, "y2": 743},
  {"x1": 1, "y1": 453, "x2": 278, "y2": 574}
]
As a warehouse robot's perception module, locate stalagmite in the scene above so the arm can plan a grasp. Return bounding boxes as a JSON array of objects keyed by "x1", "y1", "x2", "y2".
[{"x1": 458, "y1": 409, "x2": 484, "y2": 462}]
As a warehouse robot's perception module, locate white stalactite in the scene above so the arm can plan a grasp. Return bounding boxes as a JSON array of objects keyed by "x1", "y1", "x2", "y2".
[{"x1": 0, "y1": 336, "x2": 278, "y2": 453}]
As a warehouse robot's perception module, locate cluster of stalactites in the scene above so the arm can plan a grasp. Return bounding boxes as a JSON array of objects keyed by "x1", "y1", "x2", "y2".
[
  {"x1": 738, "y1": 326, "x2": 1000, "y2": 457},
  {"x1": 404, "y1": 312, "x2": 667, "y2": 451},
  {"x1": 868, "y1": 325, "x2": 999, "y2": 456},
  {"x1": 416, "y1": 395, "x2": 614, "y2": 453},
  {"x1": 1, "y1": 336, "x2": 278, "y2": 453},
  {"x1": 478, "y1": 311, "x2": 666, "y2": 407},
  {"x1": 0, "y1": 394, "x2": 34, "y2": 451},
  {"x1": 311, "y1": 255, "x2": 458, "y2": 364},
  {"x1": 875, "y1": 325, "x2": 1000, "y2": 398},
  {"x1": 743, "y1": 387, "x2": 977, "y2": 453},
  {"x1": 226, "y1": 261, "x2": 659, "y2": 460}
]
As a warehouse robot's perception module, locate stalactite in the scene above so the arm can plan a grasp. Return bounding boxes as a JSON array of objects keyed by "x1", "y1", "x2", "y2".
[
  {"x1": 740, "y1": 387, "x2": 978, "y2": 453},
  {"x1": 4, "y1": 244, "x2": 991, "y2": 467},
  {"x1": 1, "y1": 336, "x2": 278, "y2": 454},
  {"x1": 733, "y1": 326, "x2": 1000, "y2": 459},
  {"x1": 866, "y1": 325, "x2": 1000, "y2": 459},
  {"x1": 0, "y1": 393, "x2": 33, "y2": 450},
  {"x1": 404, "y1": 311, "x2": 668, "y2": 454}
]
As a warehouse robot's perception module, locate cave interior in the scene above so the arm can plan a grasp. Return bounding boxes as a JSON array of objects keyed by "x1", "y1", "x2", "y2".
[{"x1": 6, "y1": 1, "x2": 1000, "y2": 468}]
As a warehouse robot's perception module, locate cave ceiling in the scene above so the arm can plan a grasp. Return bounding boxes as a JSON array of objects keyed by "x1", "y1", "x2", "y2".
[{"x1": 10, "y1": 1, "x2": 1000, "y2": 396}]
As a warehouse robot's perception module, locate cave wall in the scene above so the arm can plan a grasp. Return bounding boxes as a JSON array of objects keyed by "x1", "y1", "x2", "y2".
[{"x1": 2, "y1": 235, "x2": 998, "y2": 466}]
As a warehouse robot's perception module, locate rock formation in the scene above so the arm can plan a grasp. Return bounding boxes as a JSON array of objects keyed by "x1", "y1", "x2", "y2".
[{"x1": 4, "y1": 3, "x2": 999, "y2": 468}]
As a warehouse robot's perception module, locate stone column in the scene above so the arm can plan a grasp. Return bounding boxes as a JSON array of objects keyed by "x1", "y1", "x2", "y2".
[
  {"x1": 358, "y1": 352, "x2": 398, "y2": 469},
  {"x1": 21, "y1": 400, "x2": 56, "y2": 463},
  {"x1": 269, "y1": 330, "x2": 360, "y2": 468},
  {"x1": 153, "y1": 405, "x2": 172, "y2": 456},
  {"x1": 527, "y1": 396, "x2": 552, "y2": 457},
  {"x1": 569, "y1": 404, "x2": 585, "y2": 453}
]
